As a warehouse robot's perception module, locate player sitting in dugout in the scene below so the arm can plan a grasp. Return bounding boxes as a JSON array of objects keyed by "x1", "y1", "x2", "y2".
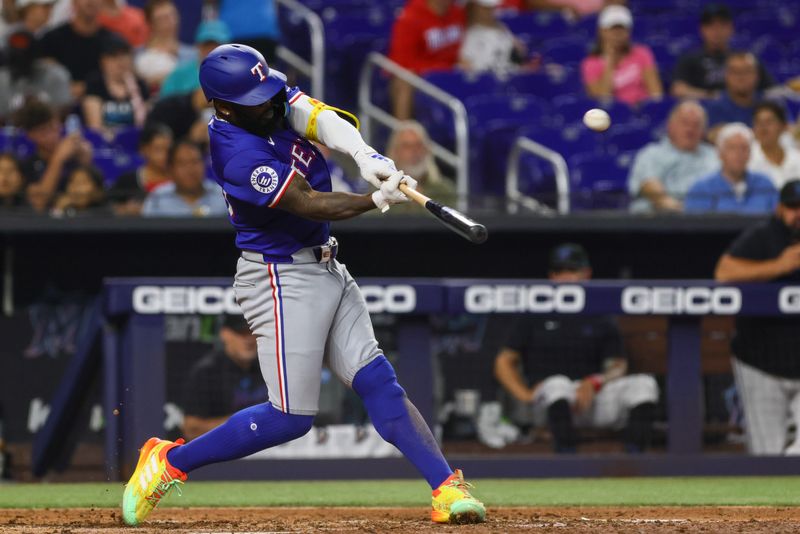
[{"x1": 494, "y1": 243, "x2": 659, "y2": 453}]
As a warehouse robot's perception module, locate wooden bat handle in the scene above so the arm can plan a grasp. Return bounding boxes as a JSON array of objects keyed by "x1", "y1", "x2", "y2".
[{"x1": 399, "y1": 182, "x2": 430, "y2": 207}]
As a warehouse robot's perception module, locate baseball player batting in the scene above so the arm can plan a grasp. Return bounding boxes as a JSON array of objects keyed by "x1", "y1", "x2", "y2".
[{"x1": 121, "y1": 44, "x2": 485, "y2": 526}]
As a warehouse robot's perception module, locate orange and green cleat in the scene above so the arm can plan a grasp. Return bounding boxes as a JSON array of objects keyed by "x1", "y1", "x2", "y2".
[
  {"x1": 431, "y1": 469, "x2": 486, "y2": 524},
  {"x1": 122, "y1": 437, "x2": 187, "y2": 526}
]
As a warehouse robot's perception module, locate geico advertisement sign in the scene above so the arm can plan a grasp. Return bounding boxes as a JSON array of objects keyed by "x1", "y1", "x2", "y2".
[
  {"x1": 621, "y1": 287, "x2": 741, "y2": 315},
  {"x1": 465, "y1": 285, "x2": 585, "y2": 313},
  {"x1": 132, "y1": 285, "x2": 417, "y2": 314},
  {"x1": 779, "y1": 287, "x2": 800, "y2": 313},
  {"x1": 133, "y1": 286, "x2": 241, "y2": 314}
]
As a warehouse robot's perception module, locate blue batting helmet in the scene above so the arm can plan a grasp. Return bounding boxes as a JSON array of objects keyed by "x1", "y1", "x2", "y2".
[{"x1": 199, "y1": 43, "x2": 287, "y2": 106}]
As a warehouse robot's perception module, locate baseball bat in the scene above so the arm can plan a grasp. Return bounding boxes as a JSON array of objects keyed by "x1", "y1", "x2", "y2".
[{"x1": 398, "y1": 183, "x2": 488, "y2": 244}]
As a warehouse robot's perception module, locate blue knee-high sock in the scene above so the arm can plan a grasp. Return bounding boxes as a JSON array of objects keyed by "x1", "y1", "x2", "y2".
[
  {"x1": 167, "y1": 402, "x2": 313, "y2": 473},
  {"x1": 353, "y1": 356, "x2": 453, "y2": 489}
]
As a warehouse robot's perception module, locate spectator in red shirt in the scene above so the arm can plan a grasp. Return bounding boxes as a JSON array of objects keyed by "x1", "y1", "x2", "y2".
[
  {"x1": 388, "y1": 0, "x2": 466, "y2": 119},
  {"x1": 98, "y1": 0, "x2": 149, "y2": 48}
]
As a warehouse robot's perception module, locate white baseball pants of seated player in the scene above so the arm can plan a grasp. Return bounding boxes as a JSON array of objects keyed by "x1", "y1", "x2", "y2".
[
  {"x1": 518, "y1": 374, "x2": 658, "y2": 429},
  {"x1": 234, "y1": 238, "x2": 382, "y2": 416},
  {"x1": 732, "y1": 357, "x2": 800, "y2": 455}
]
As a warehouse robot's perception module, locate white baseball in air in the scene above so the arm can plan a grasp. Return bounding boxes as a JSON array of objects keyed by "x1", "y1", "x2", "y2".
[{"x1": 583, "y1": 108, "x2": 611, "y2": 132}]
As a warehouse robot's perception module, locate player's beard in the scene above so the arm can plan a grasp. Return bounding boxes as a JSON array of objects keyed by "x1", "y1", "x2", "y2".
[{"x1": 233, "y1": 92, "x2": 288, "y2": 138}]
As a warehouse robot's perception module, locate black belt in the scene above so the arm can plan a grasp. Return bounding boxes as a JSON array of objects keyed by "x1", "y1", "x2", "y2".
[{"x1": 313, "y1": 237, "x2": 338, "y2": 263}]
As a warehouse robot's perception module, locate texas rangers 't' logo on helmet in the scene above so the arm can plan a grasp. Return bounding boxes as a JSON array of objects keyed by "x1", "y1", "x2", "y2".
[{"x1": 250, "y1": 62, "x2": 267, "y2": 82}]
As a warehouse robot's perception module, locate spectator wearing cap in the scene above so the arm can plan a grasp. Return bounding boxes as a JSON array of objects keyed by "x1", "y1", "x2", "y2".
[
  {"x1": 459, "y1": 0, "x2": 527, "y2": 78},
  {"x1": 494, "y1": 243, "x2": 658, "y2": 453},
  {"x1": 671, "y1": 3, "x2": 775, "y2": 100},
  {"x1": 97, "y1": 0, "x2": 148, "y2": 47},
  {"x1": 580, "y1": 5, "x2": 662, "y2": 107},
  {"x1": 685, "y1": 123, "x2": 777, "y2": 214},
  {"x1": 388, "y1": 0, "x2": 467, "y2": 119},
  {"x1": 180, "y1": 314, "x2": 266, "y2": 440},
  {"x1": 141, "y1": 138, "x2": 226, "y2": 217},
  {"x1": 83, "y1": 33, "x2": 149, "y2": 138},
  {"x1": 108, "y1": 121, "x2": 172, "y2": 215},
  {"x1": 715, "y1": 180, "x2": 800, "y2": 455},
  {"x1": 748, "y1": 101, "x2": 800, "y2": 190},
  {"x1": 14, "y1": 98, "x2": 93, "y2": 211},
  {"x1": 628, "y1": 100, "x2": 719, "y2": 213},
  {"x1": 0, "y1": 0, "x2": 72, "y2": 119},
  {"x1": 0, "y1": 154, "x2": 28, "y2": 210},
  {"x1": 134, "y1": 0, "x2": 194, "y2": 89},
  {"x1": 39, "y1": 0, "x2": 120, "y2": 98},
  {"x1": 159, "y1": 20, "x2": 230, "y2": 99},
  {"x1": 214, "y1": 0, "x2": 280, "y2": 62}
]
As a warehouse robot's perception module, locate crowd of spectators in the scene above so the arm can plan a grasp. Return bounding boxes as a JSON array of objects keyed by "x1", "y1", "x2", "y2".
[
  {"x1": 0, "y1": 0, "x2": 252, "y2": 217},
  {"x1": 385, "y1": 0, "x2": 800, "y2": 214},
  {"x1": 0, "y1": 0, "x2": 798, "y2": 217}
]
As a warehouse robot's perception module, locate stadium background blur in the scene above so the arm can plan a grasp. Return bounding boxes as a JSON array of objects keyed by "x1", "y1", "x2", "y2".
[{"x1": 1, "y1": 0, "x2": 800, "y2": 483}]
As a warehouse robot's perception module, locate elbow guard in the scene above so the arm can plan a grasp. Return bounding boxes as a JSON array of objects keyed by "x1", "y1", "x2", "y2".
[{"x1": 304, "y1": 97, "x2": 360, "y2": 142}]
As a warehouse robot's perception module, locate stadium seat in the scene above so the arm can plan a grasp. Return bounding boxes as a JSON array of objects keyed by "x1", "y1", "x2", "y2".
[
  {"x1": 465, "y1": 94, "x2": 551, "y2": 130},
  {"x1": 639, "y1": 98, "x2": 676, "y2": 128},
  {"x1": 0, "y1": 128, "x2": 35, "y2": 160},
  {"x1": 606, "y1": 124, "x2": 657, "y2": 154},
  {"x1": 113, "y1": 127, "x2": 141, "y2": 155},
  {"x1": 498, "y1": 12, "x2": 537, "y2": 36},
  {"x1": 423, "y1": 71, "x2": 500, "y2": 101},
  {"x1": 552, "y1": 95, "x2": 635, "y2": 127},
  {"x1": 505, "y1": 69, "x2": 582, "y2": 100},
  {"x1": 568, "y1": 152, "x2": 631, "y2": 210},
  {"x1": 93, "y1": 148, "x2": 142, "y2": 185},
  {"x1": 541, "y1": 37, "x2": 589, "y2": 68}
]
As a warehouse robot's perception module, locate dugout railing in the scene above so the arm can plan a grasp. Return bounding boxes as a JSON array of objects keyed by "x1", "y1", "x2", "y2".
[{"x1": 90, "y1": 277, "x2": 800, "y2": 481}]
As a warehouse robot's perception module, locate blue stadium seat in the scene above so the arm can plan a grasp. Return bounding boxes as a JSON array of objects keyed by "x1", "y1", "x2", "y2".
[
  {"x1": 0, "y1": 128, "x2": 35, "y2": 160},
  {"x1": 423, "y1": 71, "x2": 501, "y2": 101},
  {"x1": 93, "y1": 149, "x2": 143, "y2": 185},
  {"x1": 81, "y1": 128, "x2": 110, "y2": 150},
  {"x1": 324, "y1": 11, "x2": 393, "y2": 41},
  {"x1": 568, "y1": 152, "x2": 631, "y2": 210},
  {"x1": 639, "y1": 98, "x2": 676, "y2": 128},
  {"x1": 498, "y1": 12, "x2": 536, "y2": 36},
  {"x1": 412, "y1": 75, "x2": 505, "y2": 152},
  {"x1": 327, "y1": 33, "x2": 387, "y2": 110},
  {"x1": 464, "y1": 94, "x2": 551, "y2": 130},
  {"x1": 113, "y1": 127, "x2": 141, "y2": 155},
  {"x1": 517, "y1": 151, "x2": 559, "y2": 206},
  {"x1": 752, "y1": 36, "x2": 788, "y2": 70},
  {"x1": 605, "y1": 124, "x2": 657, "y2": 154},
  {"x1": 518, "y1": 123, "x2": 601, "y2": 159},
  {"x1": 505, "y1": 69, "x2": 582, "y2": 100},
  {"x1": 541, "y1": 37, "x2": 589, "y2": 68},
  {"x1": 552, "y1": 95, "x2": 635, "y2": 127}
]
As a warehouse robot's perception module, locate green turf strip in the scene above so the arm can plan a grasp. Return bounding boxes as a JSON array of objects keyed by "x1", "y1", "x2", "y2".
[{"x1": 1, "y1": 477, "x2": 800, "y2": 508}]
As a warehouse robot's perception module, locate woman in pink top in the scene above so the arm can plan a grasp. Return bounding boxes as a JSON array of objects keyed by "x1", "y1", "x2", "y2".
[{"x1": 580, "y1": 5, "x2": 663, "y2": 107}]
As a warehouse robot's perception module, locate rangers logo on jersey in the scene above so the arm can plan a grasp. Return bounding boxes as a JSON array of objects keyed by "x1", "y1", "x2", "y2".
[{"x1": 250, "y1": 166, "x2": 280, "y2": 194}]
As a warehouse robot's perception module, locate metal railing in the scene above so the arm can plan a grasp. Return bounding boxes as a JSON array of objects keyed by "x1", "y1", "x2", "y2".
[
  {"x1": 358, "y1": 53, "x2": 469, "y2": 211},
  {"x1": 275, "y1": 0, "x2": 325, "y2": 100},
  {"x1": 506, "y1": 136, "x2": 570, "y2": 215}
]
